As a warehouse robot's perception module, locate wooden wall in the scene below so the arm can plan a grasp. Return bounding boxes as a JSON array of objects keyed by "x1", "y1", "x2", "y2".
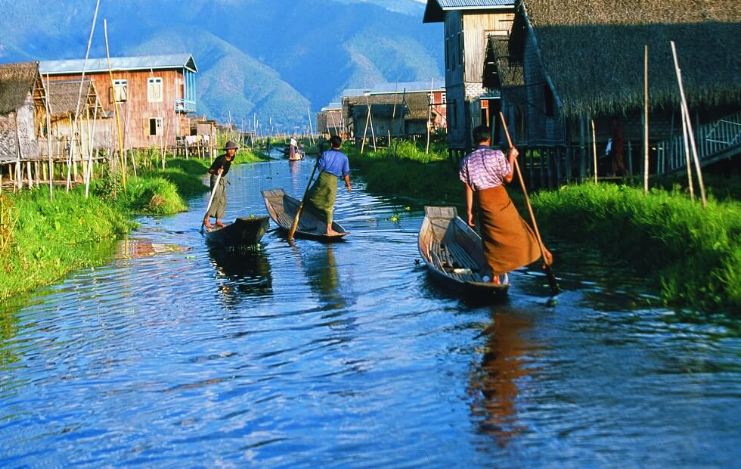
[{"x1": 49, "y1": 69, "x2": 189, "y2": 149}]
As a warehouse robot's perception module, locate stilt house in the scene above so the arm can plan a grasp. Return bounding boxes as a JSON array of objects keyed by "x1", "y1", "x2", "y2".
[
  {"x1": 317, "y1": 104, "x2": 345, "y2": 138},
  {"x1": 423, "y1": 0, "x2": 517, "y2": 155},
  {"x1": 0, "y1": 61, "x2": 46, "y2": 186},
  {"x1": 501, "y1": 0, "x2": 741, "y2": 186},
  {"x1": 40, "y1": 54, "x2": 198, "y2": 150},
  {"x1": 342, "y1": 82, "x2": 446, "y2": 145}
]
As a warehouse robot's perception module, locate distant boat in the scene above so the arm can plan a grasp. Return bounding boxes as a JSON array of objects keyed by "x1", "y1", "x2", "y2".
[
  {"x1": 418, "y1": 206, "x2": 509, "y2": 299},
  {"x1": 261, "y1": 188, "x2": 348, "y2": 241},
  {"x1": 204, "y1": 216, "x2": 270, "y2": 248},
  {"x1": 283, "y1": 145, "x2": 304, "y2": 160}
]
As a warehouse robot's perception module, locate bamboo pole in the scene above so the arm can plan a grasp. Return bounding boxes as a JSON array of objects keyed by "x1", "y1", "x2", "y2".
[
  {"x1": 104, "y1": 18, "x2": 126, "y2": 190},
  {"x1": 643, "y1": 45, "x2": 650, "y2": 194},
  {"x1": 14, "y1": 112, "x2": 23, "y2": 191},
  {"x1": 670, "y1": 41, "x2": 706, "y2": 207},
  {"x1": 307, "y1": 107, "x2": 316, "y2": 145},
  {"x1": 426, "y1": 79, "x2": 434, "y2": 154},
  {"x1": 681, "y1": 97, "x2": 694, "y2": 199},
  {"x1": 591, "y1": 119, "x2": 597, "y2": 183},
  {"x1": 43, "y1": 73, "x2": 54, "y2": 198},
  {"x1": 499, "y1": 112, "x2": 559, "y2": 295},
  {"x1": 360, "y1": 101, "x2": 371, "y2": 154}
]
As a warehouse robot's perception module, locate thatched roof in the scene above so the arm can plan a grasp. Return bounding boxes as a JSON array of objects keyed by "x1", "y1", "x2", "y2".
[
  {"x1": 513, "y1": 0, "x2": 741, "y2": 117},
  {"x1": 0, "y1": 61, "x2": 39, "y2": 115},
  {"x1": 46, "y1": 79, "x2": 102, "y2": 119}
]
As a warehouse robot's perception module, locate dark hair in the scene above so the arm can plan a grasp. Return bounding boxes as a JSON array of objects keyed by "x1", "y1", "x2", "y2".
[
  {"x1": 329, "y1": 135, "x2": 342, "y2": 148},
  {"x1": 473, "y1": 126, "x2": 491, "y2": 144}
]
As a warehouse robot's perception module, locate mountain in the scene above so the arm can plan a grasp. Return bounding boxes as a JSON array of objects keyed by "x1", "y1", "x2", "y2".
[{"x1": 0, "y1": 0, "x2": 443, "y2": 128}]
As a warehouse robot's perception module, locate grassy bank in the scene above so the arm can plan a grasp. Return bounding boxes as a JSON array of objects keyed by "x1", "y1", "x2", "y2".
[
  {"x1": 347, "y1": 140, "x2": 740, "y2": 313},
  {"x1": 346, "y1": 142, "x2": 462, "y2": 205},
  {"x1": 533, "y1": 184, "x2": 740, "y2": 313},
  {"x1": 0, "y1": 155, "x2": 228, "y2": 302}
]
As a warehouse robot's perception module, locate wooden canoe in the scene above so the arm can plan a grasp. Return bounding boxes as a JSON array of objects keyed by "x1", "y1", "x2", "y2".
[
  {"x1": 418, "y1": 206, "x2": 509, "y2": 298},
  {"x1": 204, "y1": 216, "x2": 270, "y2": 248},
  {"x1": 261, "y1": 188, "x2": 348, "y2": 241}
]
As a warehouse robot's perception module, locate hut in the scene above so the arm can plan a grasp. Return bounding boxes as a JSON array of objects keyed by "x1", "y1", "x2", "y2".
[
  {"x1": 506, "y1": 0, "x2": 741, "y2": 185},
  {"x1": 316, "y1": 103, "x2": 345, "y2": 138},
  {"x1": 0, "y1": 61, "x2": 46, "y2": 189},
  {"x1": 40, "y1": 54, "x2": 198, "y2": 151},
  {"x1": 423, "y1": 0, "x2": 517, "y2": 155},
  {"x1": 46, "y1": 78, "x2": 108, "y2": 152}
]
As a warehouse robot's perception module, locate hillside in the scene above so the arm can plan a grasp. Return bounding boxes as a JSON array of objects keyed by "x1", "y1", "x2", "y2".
[{"x1": 0, "y1": 0, "x2": 443, "y2": 127}]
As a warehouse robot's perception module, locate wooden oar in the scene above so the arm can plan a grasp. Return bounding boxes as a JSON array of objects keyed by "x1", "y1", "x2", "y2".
[
  {"x1": 200, "y1": 171, "x2": 222, "y2": 233},
  {"x1": 288, "y1": 158, "x2": 320, "y2": 241},
  {"x1": 499, "y1": 112, "x2": 560, "y2": 295}
]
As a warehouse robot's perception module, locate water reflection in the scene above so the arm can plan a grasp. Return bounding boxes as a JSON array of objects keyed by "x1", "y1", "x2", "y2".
[
  {"x1": 208, "y1": 246, "x2": 272, "y2": 308},
  {"x1": 303, "y1": 245, "x2": 346, "y2": 309},
  {"x1": 469, "y1": 310, "x2": 537, "y2": 447}
]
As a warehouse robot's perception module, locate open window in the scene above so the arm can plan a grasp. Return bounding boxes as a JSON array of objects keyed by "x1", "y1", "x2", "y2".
[{"x1": 148, "y1": 117, "x2": 163, "y2": 136}]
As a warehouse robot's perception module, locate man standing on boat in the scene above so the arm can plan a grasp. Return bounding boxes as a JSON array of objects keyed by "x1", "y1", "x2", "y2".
[
  {"x1": 459, "y1": 126, "x2": 552, "y2": 284},
  {"x1": 203, "y1": 140, "x2": 238, "y2": 229},
  {"x1": 307, "y1": 135, "x2": 351, "y2": 236}
]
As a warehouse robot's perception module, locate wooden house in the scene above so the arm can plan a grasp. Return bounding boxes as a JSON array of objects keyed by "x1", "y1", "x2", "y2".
[
  {"x1": 342, "y1": 82, "x2": 446, "y2": 145},
  {"x1": 423, "y1": 0, "x2": 516, "y2": 154},
  {"x1": 0, "y1": 61, "x2": 46, "y2": 188},
  {"x1": 317, "y1": 104, "x2": 345, "y2": 138},
  {"x1": 40, "y1": 54, "x2": 198, "y2": 150},
  {"x1": 505, "y1": 0, "x2": 741, "y2": 185}
]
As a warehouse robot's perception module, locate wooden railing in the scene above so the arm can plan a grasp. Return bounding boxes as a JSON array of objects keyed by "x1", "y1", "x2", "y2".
[{"x1": 656, "y1": 110, "x2": 741, "y2": 174}]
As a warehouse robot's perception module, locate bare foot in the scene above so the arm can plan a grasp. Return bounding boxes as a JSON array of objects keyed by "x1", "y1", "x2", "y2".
[
  {"x1": 215, "y1": 221, "x2": 225, "y2": 228},
  {"x1": 326, "y1": 229, "x2": 342, "y2": 236},
  {"x1": 203, "y1": 220, "x2": 213, "y2": 229}
]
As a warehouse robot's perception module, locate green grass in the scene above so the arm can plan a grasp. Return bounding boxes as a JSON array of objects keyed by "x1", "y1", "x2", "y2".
[
  {"x1": 532, "y1": 183, "x2": 741, "y2": 313},
  {"x1": 346, "y1": 142, "x2": 461, "y2": 204}
]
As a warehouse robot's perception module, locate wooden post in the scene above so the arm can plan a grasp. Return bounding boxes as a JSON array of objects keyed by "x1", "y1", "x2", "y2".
[
  {"x1": 43, "y1": 73, "x2": 54, "y2": 198},
  {"x1": 426, "y1": 79, "x2": 434, "y2": 154},
  {"x1": 643, "y1": 45, "x2": 650, "y2": 193},
  {"x1": 360, "y1": 103, "x2": 371, "y2": 154},
  {"x1": 579, "y1": 115, "x2": 586, "y2": 181},
  {"x1": 670, "y1": 41, "x2": 706, "y2": 207},
  {"x1": 591, "y1": 119, "x2": 597, "y2": 183},
  {"x1": 104, "y1": 18, "x2": 126, "y2": 190}
]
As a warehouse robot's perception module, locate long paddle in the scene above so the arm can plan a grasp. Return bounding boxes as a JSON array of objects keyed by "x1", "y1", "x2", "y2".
[
  {"x1": 288, "y1": 158, "x2": 320, "y2": 241},
  {"x1": 200, "y1": 170, "x2": 222, "y2": 233},
  {"x1": 498, "y1": 112, "x2": 560, "y2": 295}
]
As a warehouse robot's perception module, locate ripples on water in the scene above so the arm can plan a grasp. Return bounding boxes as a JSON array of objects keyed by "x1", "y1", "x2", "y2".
[{"x1": 1, "y1": 160, "x2": 740, "y2": 468}]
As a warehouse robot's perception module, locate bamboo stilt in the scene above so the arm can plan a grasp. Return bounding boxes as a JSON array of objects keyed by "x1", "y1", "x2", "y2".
[
  {"x1": 591, "y1": 119, "x2": 597, "y2": 183},
  {"x1": 643, "y1": 44, "x2": 650, "y2": 193}
]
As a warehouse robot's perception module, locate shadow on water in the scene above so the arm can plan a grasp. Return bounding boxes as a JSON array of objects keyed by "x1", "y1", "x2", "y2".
[{"x1": 208, "y1": 245, "x2": 273, "y2": 308}]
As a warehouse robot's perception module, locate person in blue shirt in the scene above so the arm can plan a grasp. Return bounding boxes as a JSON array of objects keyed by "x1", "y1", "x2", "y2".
[{"x1": 307, "y1": 135, "x2": 352, "y2": 236}]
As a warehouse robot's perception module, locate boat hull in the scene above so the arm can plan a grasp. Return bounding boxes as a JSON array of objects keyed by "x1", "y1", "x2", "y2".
[
  {"x1": 262, "y1": 188, "x2": 347, "y2": 242},
  {"x1": 418, "y1": 206, "x2": 508, "y2": 300},
  {"x1": 204, "y1": 216, "x2": 270, "y2": 248}
]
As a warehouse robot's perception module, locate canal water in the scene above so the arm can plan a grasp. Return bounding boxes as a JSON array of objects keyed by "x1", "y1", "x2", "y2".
[{"x1": 1, "y1": 158, "x2": 740, "y2": 468}]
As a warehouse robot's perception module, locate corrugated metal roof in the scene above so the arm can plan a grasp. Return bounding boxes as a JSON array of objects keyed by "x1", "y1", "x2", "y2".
[
  {"x1": 343, "y1": 80, "x2": 445, "y2": 97},
  {"x1": 40, "y1": 54, "x2": 197, "y2": 75},
  {"x1": 423, "y1": 0, "x2": 515, "y2": 23}
]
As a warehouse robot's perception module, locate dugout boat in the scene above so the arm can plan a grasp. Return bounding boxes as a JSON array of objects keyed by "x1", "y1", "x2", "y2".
[
  {"x1": 418, "y1": 206, "x2": 509, "y2": 299},
  {"x1": 261, "y1": 188, "x2": 348, "y2": 241},
  {"x1": 204, "y1": 216, "x2": 270, "y2": 248}
]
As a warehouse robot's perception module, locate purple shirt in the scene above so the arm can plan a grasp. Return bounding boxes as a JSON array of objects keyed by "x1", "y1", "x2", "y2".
[
  {"x1": 318, "y1": 149, "x2": 350, "y2": 177},
  {"x1": 458, "y1": 146, "x2": 511, "y2": 190}
]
